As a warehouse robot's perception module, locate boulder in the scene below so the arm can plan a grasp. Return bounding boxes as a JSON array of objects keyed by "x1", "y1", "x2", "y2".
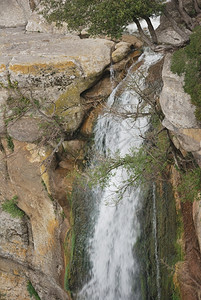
[
  {"x1": 122, "y1": 35, "x2": 143, "y2": 49},
  {"x1": 157, "y1": 27, "x2": 186, "y2": 45},
  {"x1": 112, "y1": 42, "x2": 131, "y2": 63}
]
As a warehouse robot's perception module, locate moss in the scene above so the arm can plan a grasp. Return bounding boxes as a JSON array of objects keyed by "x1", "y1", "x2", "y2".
[
  {"x1": 27, "y1": 281, "x2": 41, "y2": 300},
  {"x1": 65, "y1": 182, "x2": 96, "y2": 294},
  {"x1": 135, "y1": 181, "x2": 181, "y2": 300},
  {"x1": 2, "y1": 196, "x2": 25, "y2": 219}
]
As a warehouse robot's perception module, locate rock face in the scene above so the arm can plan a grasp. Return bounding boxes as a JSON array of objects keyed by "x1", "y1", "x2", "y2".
[
  {"x1": 0, "y1": 2, "x2": 141, "y2": 297},
  {"x1": 160, "y1": 53, "x2": 201, "y2": 284},
  {"x1": 0, "y1": 139, "x2": 68, "y2": 300},
  {"x1": 0, "y1": 28, "x2": 114, "y2": 137},
  {"x1": 0, "y1": 0, "x2": 34, "y2": 28},
  {"x1": 160, "y1": 53, "x2": 201, "y2": 162}
]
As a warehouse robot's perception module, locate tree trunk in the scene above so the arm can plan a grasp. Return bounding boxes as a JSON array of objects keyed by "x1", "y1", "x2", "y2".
[
  {"x1": 178, "y1": 0, "x2": 194, "y2": 30},
  {"x1": 193, "y1": 0, "x2": 201, "y2": 13},
  {"x1": 143, "y1": 16, "x2": 158, "y2": 44},
  {"x1": 133, "y1": 17, "x2": 154, "y2": 49},
  {"x1": 164, "y1": 8, "x2": 189, "y2": 41}
]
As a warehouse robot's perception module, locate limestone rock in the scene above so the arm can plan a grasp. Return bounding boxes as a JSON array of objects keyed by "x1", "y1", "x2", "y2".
[
  {"x1": 157, "y1": 27, "x2": 186, "y2": 45},
  {"x1": 62, "y1": 140, "x2": 86, "y2": 159},
  {"x1": 5, "y1": 140, "x2": 63, "y2": 278},
  {"x1": 122, "y1": 35, "x2": 143, "y2": 49},
  {"x1": 160, "y1": 53, "x2": 201, "y2": 161},
  {"x1": 26, "y1": 10, "x2": 78, "y2": 35},
  {"x1": 0, "y1": 211, "x2": 29, "y2": 264},
  {"x1": 112, "y1": 42, "x2": 131, "y2": 63},
  {"x1": 160, "y1": 54, "x2": 197, "y2": 129},
  {"x1": 0, "y1": 259, "x2": 31, "y2": 300},
  {"x1": 0, "y1": 0, "x2": 32, "y2": 28},
  {"x1": 7, "y1": 117, "x2": 42, "y2": 142},
  {"x1": 80, "y1": 104, "x2": 104, "y2": 136},
  {"x1": 83, "y1": 76, "x2": 113, "y2": 103},
  {"x1": 0, "y1": 29, "x2": 114, "y2": 139}
]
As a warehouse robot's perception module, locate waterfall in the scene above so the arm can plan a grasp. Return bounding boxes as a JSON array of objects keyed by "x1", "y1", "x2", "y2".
[
  {"x1": 77, "y1": 49, "x2": 162, "y2": 300},
  {"x1": 152, "y1": 183, "x2": 161, "y2": 300}
]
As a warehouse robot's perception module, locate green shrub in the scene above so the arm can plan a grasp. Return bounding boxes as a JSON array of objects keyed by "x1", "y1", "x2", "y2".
[
  {"x1": 178, "y1": 167, "x2": 201, "y2": 202},
  {"x1": 27, "y1": 281, "x2": 41, "y2": 300},
  {"x1": 1, "y1": 196, "x2": 24, "y2": 218},
  {"x1": 171, "y1": 26, "x2": 201, "y2": 121}
]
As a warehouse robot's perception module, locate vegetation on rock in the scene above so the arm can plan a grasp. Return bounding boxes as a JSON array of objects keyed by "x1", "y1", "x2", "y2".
[
  {"x1": 41, "y1": 0, "x2": 201, "y2": 47},
  {"x1": 27, "y1": 281, "x2": 41, "y2": 300},
  {"x1": 1, "y1": 195, "x2": 25, "y2": 219},
  {"x1": 171, "y1": 26, "x2": 201, "y2": 121}
]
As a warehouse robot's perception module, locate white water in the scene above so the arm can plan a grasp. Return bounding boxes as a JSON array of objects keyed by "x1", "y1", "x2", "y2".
[
  {"x1": 152, "y1": 183, "x2": 161, "y2": 300},
  {"x1": 77, "y1": 49, "x2": 162, "y2": 300}
]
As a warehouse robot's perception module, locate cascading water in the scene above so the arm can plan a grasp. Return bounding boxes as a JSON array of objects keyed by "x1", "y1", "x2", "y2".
[
  {"x1": 77, "y1": 49, "x2": 162, "y2": 300},
  {"x1": 152, "y1": 183, "x2": 161, "y2": 300}
]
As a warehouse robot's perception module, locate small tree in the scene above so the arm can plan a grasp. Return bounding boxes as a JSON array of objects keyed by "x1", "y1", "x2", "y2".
[{"x1": 41, "y1": 0, "x2": 165, "y2": 45}]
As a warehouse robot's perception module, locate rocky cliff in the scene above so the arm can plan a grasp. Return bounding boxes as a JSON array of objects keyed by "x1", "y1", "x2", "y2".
[
  {"x1": 1, "y1": 0, "x2": 201, "y2": 299},
  {"x1": 0, "y1": 1, "x2": 142, "y2": 299},
  {"x1": 160, "y1": 53, "x2": 201, "y2": 299}
]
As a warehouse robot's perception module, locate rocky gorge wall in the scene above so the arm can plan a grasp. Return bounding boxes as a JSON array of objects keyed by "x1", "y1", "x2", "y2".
[
  {"x1": 159, "y1": 52, "x2": 201, "y2": 299},
  {"x1": 0, "y1": 1, "x2": 143, "y2": 299},
  {"x1": 1, "y1": 0, "x2": 201, "y2": 299}
]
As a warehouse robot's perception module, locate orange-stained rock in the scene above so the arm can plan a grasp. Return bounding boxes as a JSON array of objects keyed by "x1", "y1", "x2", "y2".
[{"x1": 81, "y1": 103, "x2": 105, "y2": 136}]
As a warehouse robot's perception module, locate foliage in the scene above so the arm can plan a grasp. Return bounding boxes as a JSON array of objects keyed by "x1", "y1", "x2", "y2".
[
  {"x1": 178, "y1": 167, "x2": 201, "y2": 202},
  {"x1": 171, "y1": 26, "x2": 201, "y2": 121},
  {"x1": 27, "y1": 281, "x2": 41, "y2": 300},
  {"x1": 1, "y1": 196, "x2": 25, "y2": 219},
  {"x1": 2, "y1": 77, "x2": 67, "y2": 169},
  {"x1": 41, "y1": 0, "x2": 165, "y2": 38},
  {"x1": 6, "y1": 135, "x2": 14, "y2": 152},
  {"x1": 88, "y1": 124, "x2": 172, "y2": 203}
]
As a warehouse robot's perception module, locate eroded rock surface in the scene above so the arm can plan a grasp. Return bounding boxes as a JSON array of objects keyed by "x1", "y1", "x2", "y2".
[
  {"x1": 0, "y1": 28, "x2": 114, "y2": 137},
  {"x1": 0, "y1": 139, "x2": 67, "y2": 300},
  {"x1": 0, "y1": 0, "x2": 32, "y2": 28},
  {"x1": 160, "y1": 53, "x2": 201, "y2": 299},
  {"x1": 160, "y1": 53, "x2": 201, "y2": 159}
]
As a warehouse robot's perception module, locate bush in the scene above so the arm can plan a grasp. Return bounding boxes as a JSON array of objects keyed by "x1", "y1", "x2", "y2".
[
  {"x1": 1, "y1": 196, "x2": 25, "y2": 218},
  {"x1": 171, "y1": 26, "x2": 201, "y2": 121}
]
